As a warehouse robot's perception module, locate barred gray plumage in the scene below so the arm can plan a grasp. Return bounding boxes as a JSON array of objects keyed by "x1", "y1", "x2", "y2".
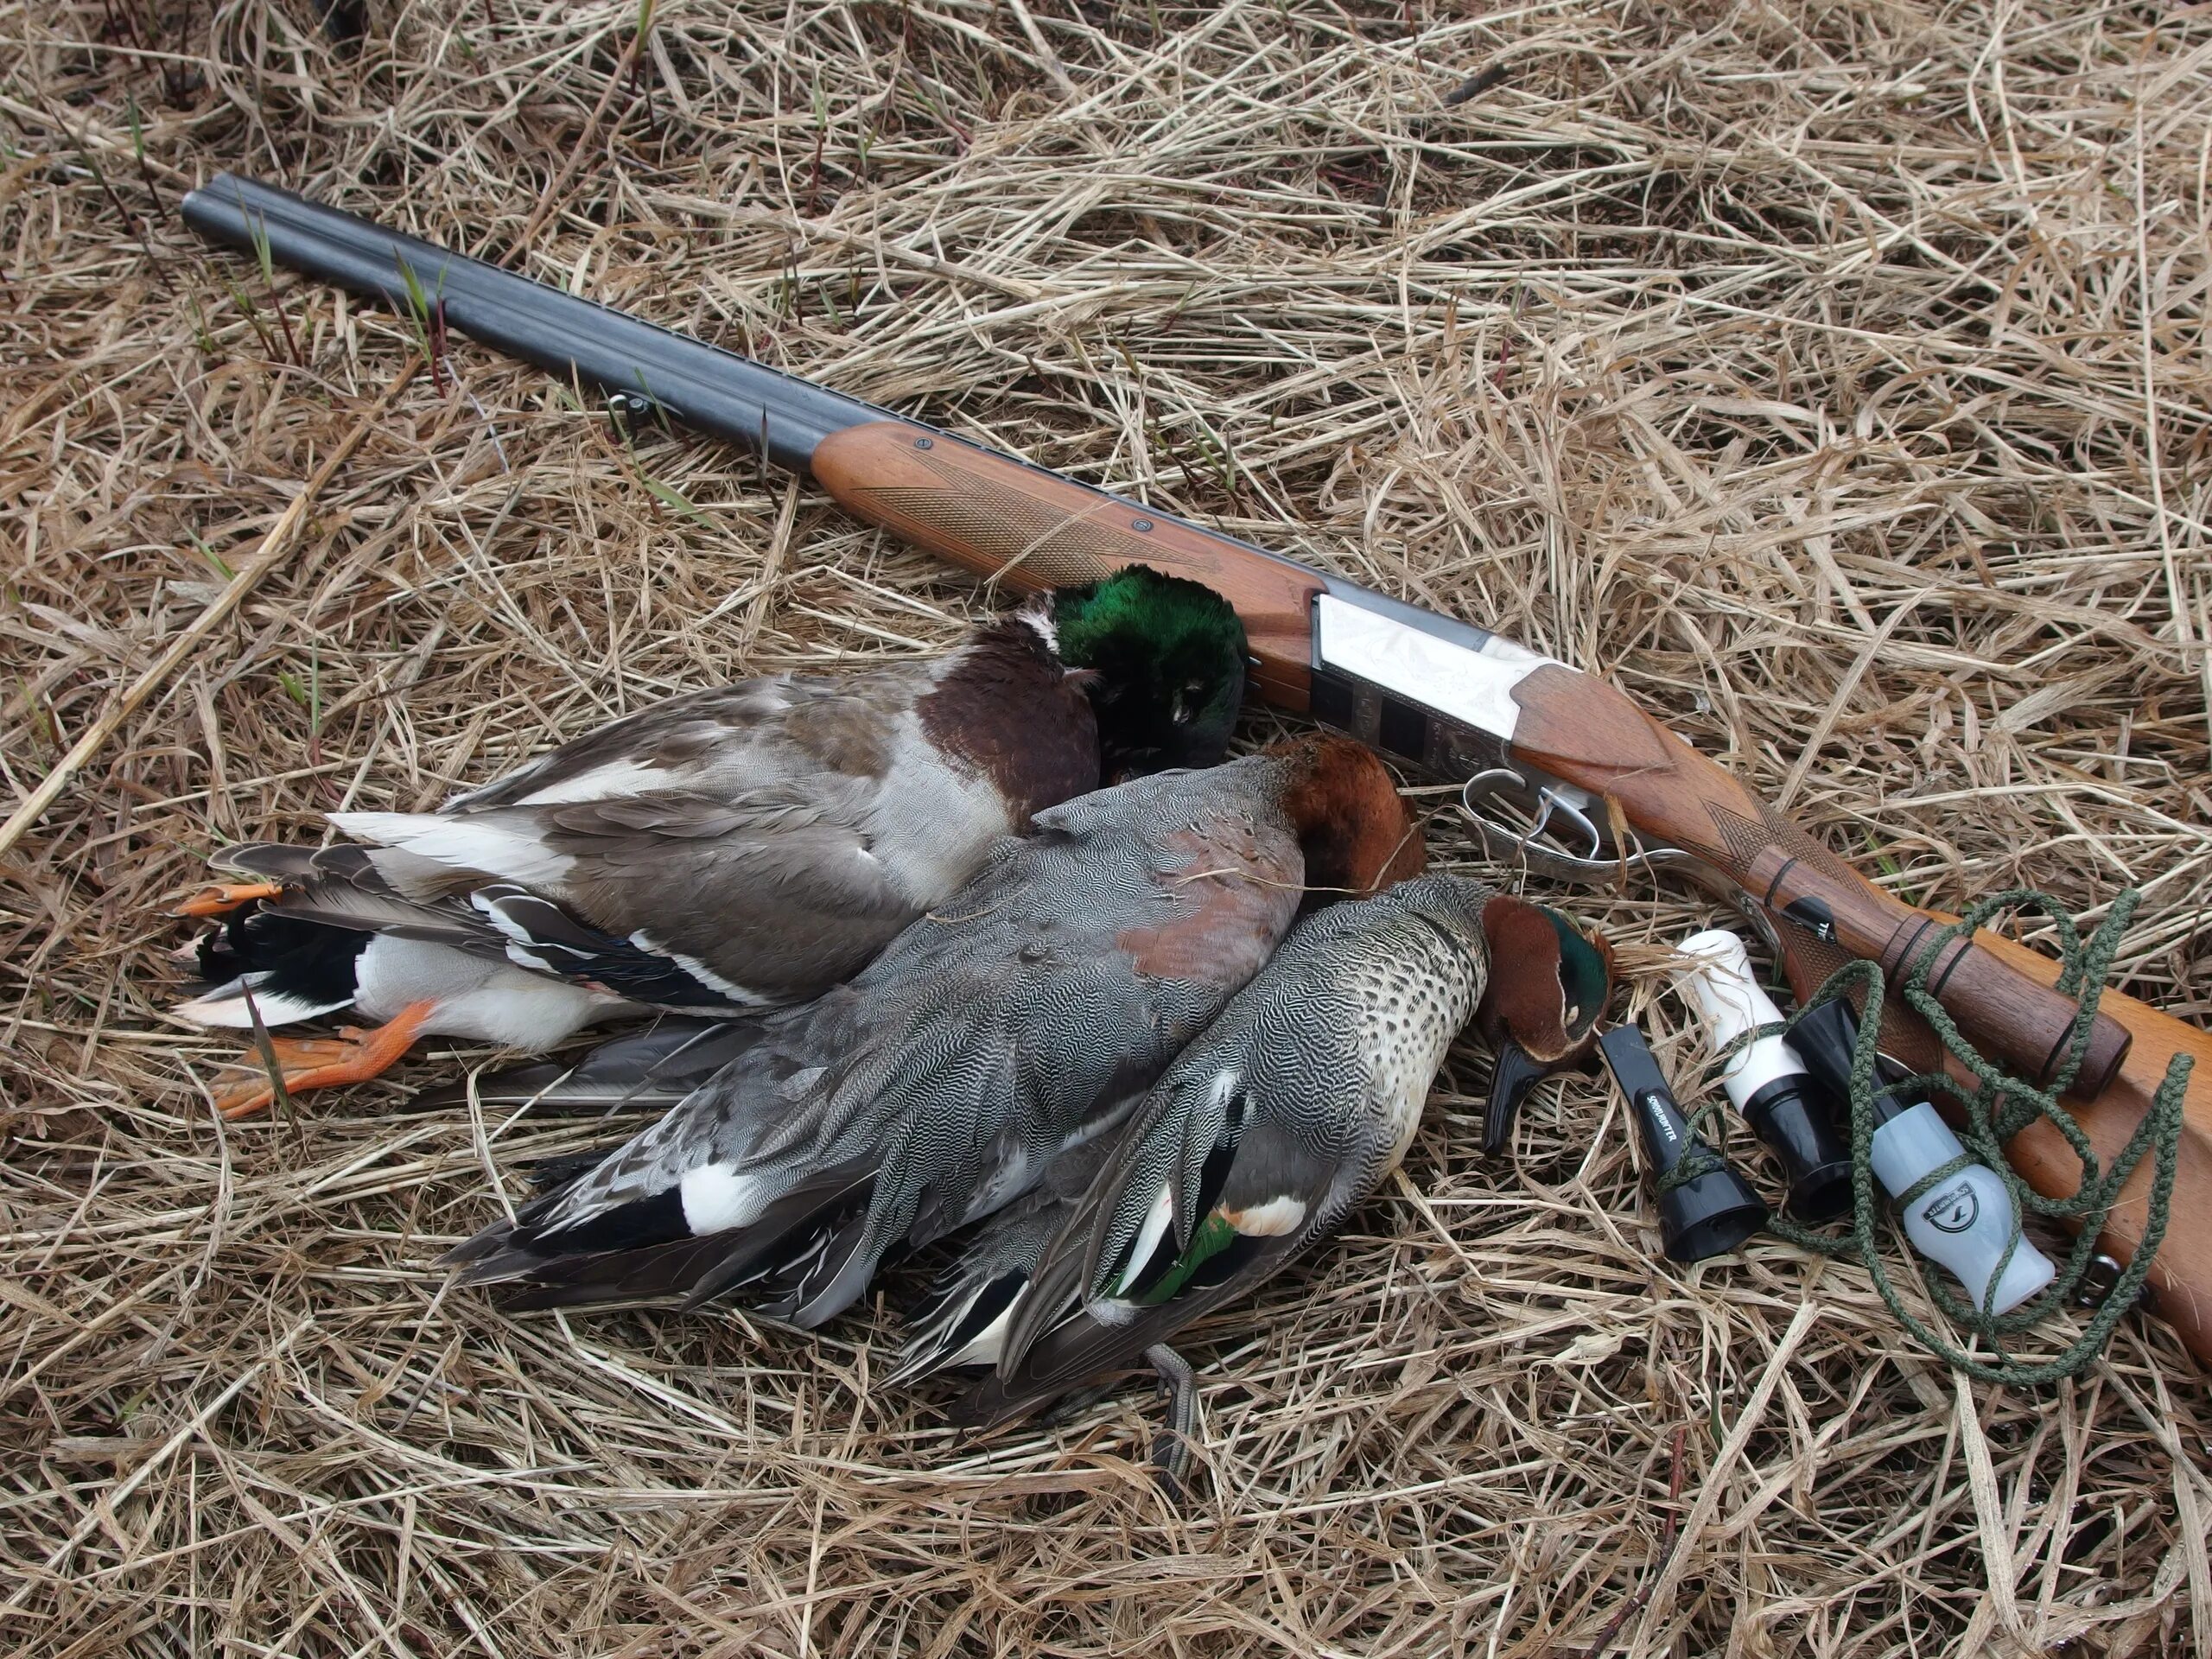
[{"x1": 952, "y1": 871, "x2": 1496, "y2": 1429}]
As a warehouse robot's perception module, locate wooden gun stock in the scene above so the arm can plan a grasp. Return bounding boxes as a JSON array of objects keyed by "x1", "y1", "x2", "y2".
[
  {"x1": 814, "y1": 420, "x2": 1320, "y2": 707},
  {"x1": 1777, "y1": 925, "x2": 2212, "y2": 1365},
  {"x1": 815, "y1": 416, "x2": 2131, "y2": 1099},
  {"x1": 1504, "y1": 666, "x2": 2130, "y2": 1097}
]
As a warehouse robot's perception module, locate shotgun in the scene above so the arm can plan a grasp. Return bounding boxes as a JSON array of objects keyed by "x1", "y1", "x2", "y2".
[{"x1": 179, "y1": 175, "x2": 2209, "y2": 1359}]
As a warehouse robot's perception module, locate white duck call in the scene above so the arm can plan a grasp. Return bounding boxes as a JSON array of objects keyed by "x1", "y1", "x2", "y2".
[{"x1": 1674, "y1": 930, "x2": 1854, "y2": 1220}]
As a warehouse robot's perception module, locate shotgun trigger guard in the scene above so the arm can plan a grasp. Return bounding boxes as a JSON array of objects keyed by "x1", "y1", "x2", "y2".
[
  {"x1": 1460, "y1": 767, "x2": 1604, "y2": 862},
  {"x1": 1458, "y1": 765, "x2": 1700, "y2": 887}
]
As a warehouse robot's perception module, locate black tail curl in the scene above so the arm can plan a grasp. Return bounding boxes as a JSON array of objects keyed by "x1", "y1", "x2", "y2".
[{"x1": 194, "y1": 907, "x2": 369, "y2": 1008}]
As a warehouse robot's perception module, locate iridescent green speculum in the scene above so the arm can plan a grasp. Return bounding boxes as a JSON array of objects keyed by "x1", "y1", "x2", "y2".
[
  {"x1": 1132, "y1": 1210, "x2": 1239, "y2": 1306},
  {"x1": 1052, "y1": 566, "x2": 1249, "y2": 777}
]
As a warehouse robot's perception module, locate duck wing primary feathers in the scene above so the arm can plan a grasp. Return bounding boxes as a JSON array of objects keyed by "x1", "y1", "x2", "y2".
[
  {"x1": 953, "y1": 872, "x2": 1493, "y2": 1432},
  {"x1": 442, "y1": 745, "x2": 1377, "y2": 1326},
  {"x1": 407, "y1": 1018, "x2": 763, "y2": 1116}
]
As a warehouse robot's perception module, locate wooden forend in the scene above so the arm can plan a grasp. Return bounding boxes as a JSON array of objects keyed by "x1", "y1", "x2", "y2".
[{"x1": 1505, "y1": 664, "x2": 2130, "y2": 1096}]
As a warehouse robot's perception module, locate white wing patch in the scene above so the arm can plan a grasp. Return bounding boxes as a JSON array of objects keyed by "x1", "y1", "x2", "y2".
[
  {"x1": 679, "y1": 1164, "x2": 770, "y2": 1235},
  {"x1": 1114, "y1": 1185, "x2": 1176, "y2": 1298},
  {"x1": 941, "y1": 1294, "x2": 1017, "y2": 1371},
  {"x1": 1223, "y1": 1195, "x2": 1307, "y2": 1237},
  {"x1": 330, "y1": 811, "x2": 572, "y2": 888}
]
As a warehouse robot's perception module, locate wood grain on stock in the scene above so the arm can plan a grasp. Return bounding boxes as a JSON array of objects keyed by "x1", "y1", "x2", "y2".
[
  {"x1": 1506, "y1": 664, "x2": 2130, "y2": 1096},
  {"x1": 1777, "y1": 929, "x2": 1945, "y2": 1071},
  {"x1": 1958, "y1": 931, "x2": 2212, "y2": 1363},
  {"x1": 812, "y1": 422, "x2": 1321, "y2": 709}
]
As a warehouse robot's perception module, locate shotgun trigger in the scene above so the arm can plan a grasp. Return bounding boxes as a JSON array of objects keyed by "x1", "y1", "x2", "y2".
[
  {"x1": 1456, "y1": 767, "x2": 1786, "y2": 956},
  {"x1": 1458, "y1": 765, "x2": 1696, "y2": 886}
]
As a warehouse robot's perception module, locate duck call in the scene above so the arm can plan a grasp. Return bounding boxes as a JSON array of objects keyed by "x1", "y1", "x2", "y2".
[
  {"x1": 1599, "y1": 1025, "x2": 1767, "y2": 1264},
  {"x1": 1674, "y1": 929, "x2": 1854, "y2": 1221},
  {"x1": 1786, "y1": 996, "x2": 2057, "y2": 1315},
  {"x1": 1770, "y1": 925, "x2": 2208, "y2": 1362}
]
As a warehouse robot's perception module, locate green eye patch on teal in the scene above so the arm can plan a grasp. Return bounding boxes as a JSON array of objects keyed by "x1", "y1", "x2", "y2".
[{"x1": 1545, "y1": 906, "x2": 1610, "y2": 1027}]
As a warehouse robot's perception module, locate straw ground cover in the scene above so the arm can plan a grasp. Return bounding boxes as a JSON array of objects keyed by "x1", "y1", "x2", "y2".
[{"x1": 3, "y1": 0, "x2": 2209, "y2": 1653}]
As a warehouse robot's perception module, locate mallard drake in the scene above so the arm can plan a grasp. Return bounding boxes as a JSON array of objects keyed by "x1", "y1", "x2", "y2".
[
  {"x1": 1474, "y1": 895, "x2": 1615, "y2": 1153},
  {"x1": 169, "y1": 567, "x2": 1248, "y2": 1117},
  {"x1": 441, "y1": 733, "x2": 1425, "y2": 1323},
  {"x1": 928, "y1": 879, "x2": 1612, "y2": 1495}
]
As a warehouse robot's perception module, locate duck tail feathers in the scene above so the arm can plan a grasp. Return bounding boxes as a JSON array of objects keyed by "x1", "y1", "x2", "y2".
[
  {"x1": 493, "y1": 1235, "x2": 756, "y2": 1312},
  {"x1": 734, "y1": 1197, "x2": 884, "y2": 1328},
  {"x1": 442, "y1": 1157, "x2": 880, "y2": 1317},
  {"x1": 886, "y1": 1268, "x2": 1028, "y2": 1387},
  {"x1": 209, "y1": 842, "x2": 376, "y2": 884},
  {"x1": 170, "y1": 975, "x2": 355, "y2": 1027}
]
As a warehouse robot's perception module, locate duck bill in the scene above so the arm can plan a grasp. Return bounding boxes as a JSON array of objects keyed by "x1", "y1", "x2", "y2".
[{"x1": 1482, "y1": 1039, "x2": 1560, "y2": 1154}]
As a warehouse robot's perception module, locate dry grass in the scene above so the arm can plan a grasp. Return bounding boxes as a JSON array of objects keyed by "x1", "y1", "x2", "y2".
[{"x1": 3, "y1": 0, "x2": 2210, "y2": 1654}]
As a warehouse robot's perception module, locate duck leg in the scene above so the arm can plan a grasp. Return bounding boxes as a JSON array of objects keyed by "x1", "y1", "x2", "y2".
[
  {"x1": 1145, "y1": 1343, "x2": 1198, "y2": 1503},
  {"x1": 213, "y1": 1000, "x2": 438, "y2": 1119},
  {"x1": 175, "y1": 880, "x2": 286, "y2": 918}
]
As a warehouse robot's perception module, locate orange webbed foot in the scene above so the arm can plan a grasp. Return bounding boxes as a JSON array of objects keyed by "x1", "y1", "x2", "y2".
[
  {"x1": 211, "y1": 1001, "x2": 440, "y2": 1120},
  {"x1": 175, "y1": 880, "x2": 287, "y2": 919}
]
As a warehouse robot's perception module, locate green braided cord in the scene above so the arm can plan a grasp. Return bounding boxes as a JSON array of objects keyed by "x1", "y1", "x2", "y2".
[
  {"x1": 1731, "y1": 888, "x2": 2190, "y2": 1387},
  {"x1": 1651, "y1": 1133, "x2": 1728, "y2": 1197}
]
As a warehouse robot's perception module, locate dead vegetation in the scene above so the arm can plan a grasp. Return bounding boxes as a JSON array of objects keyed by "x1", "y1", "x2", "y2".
[{"x1": 2, "y1": 1, "x2": 2209, "y2": 1654}]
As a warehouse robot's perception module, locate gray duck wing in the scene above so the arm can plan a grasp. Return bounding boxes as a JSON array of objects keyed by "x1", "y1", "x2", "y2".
[
  {"x1": 443, "y1": 760, "x2": 1313, "y2": 1326},
  {"x1": 331, "y1": 779, "x2": 916, "y2": 1007},
  {"x1": 957, "y1": 1014, "x2": 1354, "y2": 1428},
  {"x1": 887, "y1": 1123, "x2": 1127, "y2": 1385},
  {"x1": 408, "y1": 1017, "x2": 764, "y2": 1115},
  {"x1": 442, "y1": 670, "x2": 925, "y2": 813}
]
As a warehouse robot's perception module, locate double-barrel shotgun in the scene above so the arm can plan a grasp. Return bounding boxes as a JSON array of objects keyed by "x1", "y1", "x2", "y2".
[{"x1": 181, "y1": 175, "x2": 2210, "y2": 1363}]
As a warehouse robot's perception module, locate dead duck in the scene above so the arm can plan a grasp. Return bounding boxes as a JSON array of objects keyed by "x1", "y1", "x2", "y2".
[
  {"x1": 920, "y1": 878, "x2": 1611, "y2": 1497},
  {"x1": 168, "y1": 567, "x2": 1248, "y2": 1117},
  {"x1": 440, "y1": 734, "x2": 1425, "y2": 1325}
]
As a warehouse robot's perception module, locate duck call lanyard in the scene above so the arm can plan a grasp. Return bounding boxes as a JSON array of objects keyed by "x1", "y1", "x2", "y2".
[{"x1": 1702, "y1": 887, "x2": 2190, "y2": 1386}]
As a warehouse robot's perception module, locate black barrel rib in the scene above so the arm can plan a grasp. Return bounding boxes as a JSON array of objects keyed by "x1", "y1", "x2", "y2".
[
  {"x1": 181, "y1": 174, "x2": 1522, "y2": 667},
  {"x1": 181, "y1": 173, "x2": 882, "y2": 472}
]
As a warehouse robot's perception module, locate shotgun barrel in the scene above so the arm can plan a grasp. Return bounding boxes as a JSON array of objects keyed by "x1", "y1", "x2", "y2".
[{"x1": 182, "y1": 174, "x2": 878, "y2": 471}]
